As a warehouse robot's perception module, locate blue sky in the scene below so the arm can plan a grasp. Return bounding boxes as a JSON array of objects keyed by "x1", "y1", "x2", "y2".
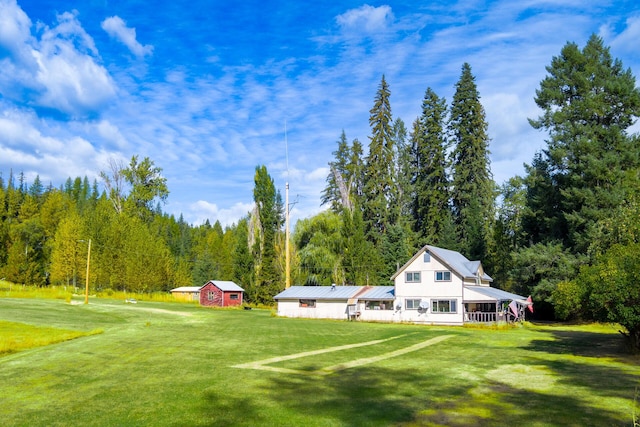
[{"x1": 1, "y1": 0, "x2": 639, "y2": 227}]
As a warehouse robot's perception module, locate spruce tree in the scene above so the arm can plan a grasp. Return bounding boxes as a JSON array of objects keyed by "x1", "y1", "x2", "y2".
[
  {"x1": 412, "y1": 87, "x2": 451, "y2": 248},
  {"x1": 390, "y1": 118, "x2": 412, "y2": 226},
  {"x1": 363, "y1": 75, "x2": 394, "y2": 241},
  {"x1": 449, "y1": 63, "x2": 495, "y2": 260},
  {"x1": 348, "y1": 138, "x2": 365, "y2": 208},
  {"x1": 321, "y1": 130, "x2": 352, "y2": 212}
]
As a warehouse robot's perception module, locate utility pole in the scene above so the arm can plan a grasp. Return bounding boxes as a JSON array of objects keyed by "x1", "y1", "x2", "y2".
[
  {"x1": 285, "y1": 182, "x2": 290, "y2": 289},
  {"x1": 84, "y1": 239, "x2": 91, "y2": 304},
  {"x1": 285, "y1": 121, "x2": 291, "y2": 289}
]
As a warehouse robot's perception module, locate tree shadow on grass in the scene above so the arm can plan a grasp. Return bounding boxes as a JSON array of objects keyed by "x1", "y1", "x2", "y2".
[
  {"x1": 198, "y1": 365, "x2": 629, "y2": 426},
  {"x1": 413, "y1": 380, "x2": 627, "y2": 426},
  {"x1": 525, "y1": 328, "x2": 630, "y2": 359},
  {"x1": 522, "y1": 329, "x2": 640, "y2": 402}
]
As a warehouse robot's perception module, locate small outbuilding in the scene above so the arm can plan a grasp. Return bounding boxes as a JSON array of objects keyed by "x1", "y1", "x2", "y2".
[
  {"x1": 169, "y1": 286, "x2": 201, "y2": 301},
  {"x1": 199, "y1": 280, "x2": 245, "y2": 307}
]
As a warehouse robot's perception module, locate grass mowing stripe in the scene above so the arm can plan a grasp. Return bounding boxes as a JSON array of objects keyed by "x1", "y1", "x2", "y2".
[
  {"x1": 318, "y1": 334, "x2": 454, "y2": 375},
  {"x1": 233, "y1": 334, "x2": 453, "y2": 376},
  {"x1": 232, "y1": 333, "x2": 411, "y2": 370}
]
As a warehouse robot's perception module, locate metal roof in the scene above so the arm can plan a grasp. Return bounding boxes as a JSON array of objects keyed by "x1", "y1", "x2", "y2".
[
  {"x1": 170, "y1": 286, "x2": 201, "y2": 292},
  {"x1": 207, "y1": 280, "x2": 244, "y2": 292},
  {"x1": 274, "y1": 286, "x2": 363, "y2": 300},
  {"x1": 359, "y1": 286, "x2": 395, "y2": 300},
  {"x1": 465, "y1": 286, "x2": 526, "y2": 303},
  {"x1": 391, "y1": 244, "x2": 493, "y2": 282}
]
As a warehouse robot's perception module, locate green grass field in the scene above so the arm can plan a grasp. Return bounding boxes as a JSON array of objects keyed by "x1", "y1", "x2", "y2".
[{"x1": 0, "y1": 297, "x2": 638, "y2": 426}]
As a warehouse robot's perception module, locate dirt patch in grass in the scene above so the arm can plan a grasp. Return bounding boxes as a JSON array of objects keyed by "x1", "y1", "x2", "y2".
[{"x1": 0, "y1": 320, "x2": 102, "y2": 356}]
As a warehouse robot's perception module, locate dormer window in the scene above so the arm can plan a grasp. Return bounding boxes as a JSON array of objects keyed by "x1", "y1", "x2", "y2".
[{"x1": 435, "y1": 271, "x2": 451, "y2": 281}]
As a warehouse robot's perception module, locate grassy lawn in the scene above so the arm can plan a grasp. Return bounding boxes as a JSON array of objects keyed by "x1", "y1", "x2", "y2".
[
  {"x1": 0, "y1": 321, "x2": 102, "y2": 355},
  {"x1": 0, "y1": 298, "x2": 638, "y2": 426}
]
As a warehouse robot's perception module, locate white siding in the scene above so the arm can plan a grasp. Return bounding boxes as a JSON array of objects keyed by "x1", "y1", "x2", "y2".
[
  {"x1": 394, "y1": 251, "x2": 464, "y2": 325},
  {"x1": 277, "y1": 299, "x2": 350, "y2": 320}
]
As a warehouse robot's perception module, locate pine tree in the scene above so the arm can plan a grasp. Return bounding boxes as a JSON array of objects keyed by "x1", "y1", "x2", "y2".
[
  {"x1": 449, "y1": 63, "x2": 495, "y2": 260},
  {"x1": 527, "y1": 34, "x2": 640, "y2": 254},
  {"x1": 412, "y1": 87, "x2": 451, "y2": 247},
  {"x1": 363, "y1": 75, "x2": 394, "y2": 241}
]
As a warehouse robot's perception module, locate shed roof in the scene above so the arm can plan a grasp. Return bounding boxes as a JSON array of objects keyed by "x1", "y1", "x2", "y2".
[
  {"x1": 274, "y1": 286, "x2": 363, "y2": 300},
  {"x1": 170, "y1": 286, "x2": 201, "y2": 293},
  {"x1": 464, "y1": 286, "x2": 527, "y2": 303},
  {"x1": 359, "y1": 286, "x2": 395, "y2": 300},
  {"x1": 206, "y1": 280, "x2": 245, "y2": 292}
]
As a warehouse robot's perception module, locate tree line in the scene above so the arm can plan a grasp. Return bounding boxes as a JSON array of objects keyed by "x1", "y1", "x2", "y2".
[{"x1": 1, "y1": 35, "x2": 639, "y2": 348}]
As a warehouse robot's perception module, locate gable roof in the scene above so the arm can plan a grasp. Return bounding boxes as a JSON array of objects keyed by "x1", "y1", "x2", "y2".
[
  {"x1": 205, "y1": 280, "x2": 245, "y2": 292},
  {"x1": 391, "y1": 244, "x2": 493, "y2": 282}
]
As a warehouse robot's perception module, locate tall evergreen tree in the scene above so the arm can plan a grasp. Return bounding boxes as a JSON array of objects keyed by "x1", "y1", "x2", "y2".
[
  {"x1": 321, "y1": 130, "x2": 352, "y2": 212},
  {"x1": 527, "y1": 34, "x2": 640, "y2": 254},
  {"x1": 252, "y1": 165, "x2": 281, "y2": 303},
  {"x1": 449, "y1": 63, "x2": 495, "y2": 260},
  {"x1": 412, "y1": 87, "x2": 452, "y2": 248},
  {"x1": 232, "y1": 217, "x2": 255, "y2": 299},
  {"x1": 348, "y1": 138, "x2": 365, "y2": 207},
  {"x1": 363, "y1": 75, "x2": 395, "y2": 241},
  {"x1": 390, "y1": 118, "x2": 412, "y2": 226}
]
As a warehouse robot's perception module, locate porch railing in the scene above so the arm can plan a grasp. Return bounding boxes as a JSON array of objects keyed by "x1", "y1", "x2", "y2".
[{"x1": 466, "y1": 311, "x2": 497, "y2": 323}]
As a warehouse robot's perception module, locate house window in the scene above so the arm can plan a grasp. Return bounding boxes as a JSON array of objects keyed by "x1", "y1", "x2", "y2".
[
  {"x1": 207, "y1": 291, "x2": 215, "y2": 301},
  {"x1": 432, "y1": 299, "x2": 457, "y2": 313},
  {"x1": 435, "y1": 271, "x2": 451, "y2": 281},
  {"x1": 229, "y1": 294, "x2": 239, "y2": 300},
  {"x1": 405, "y1": 299, "x2": 421, "y2": 310},
  {"x1": 299, "y1": 299, "x2": 316, "y2": 308},
  {"x1": 365, "y1": 301, "x2": 392, "y2": 310},
  {"x1": 405, "y1": 272, "x2": 421, "y2": 283},
  {"x1": 423, "y1": 252, "x2": 430, "y2": 262}
]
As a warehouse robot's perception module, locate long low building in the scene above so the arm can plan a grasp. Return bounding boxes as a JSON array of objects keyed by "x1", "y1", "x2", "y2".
[{"x1": 274, "y1": 245, "x2": 531, "y2": 325}]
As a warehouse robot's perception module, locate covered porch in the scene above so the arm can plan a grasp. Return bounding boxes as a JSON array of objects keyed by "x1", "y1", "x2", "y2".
[{"x1": 463, "y1": 286, "x2": 530, "y2": 323}]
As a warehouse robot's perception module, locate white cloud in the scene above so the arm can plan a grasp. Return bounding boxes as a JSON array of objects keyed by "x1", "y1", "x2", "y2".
[
  {"x1": 0, "y1": 6, "x2": 116, "y2": 118},
  {"x1": 187, "y1": 200, "x2": 254, "y2": 227},
  {"x1": 0, "y1": 0, "x2": 34, "y2": 64},
  {"x1": 0, "y1": 106, "x2": 105, "y2": 183},
  {"x1": 605, "y1": 15, "x2": 640, "y2": 56},
  {"x1": 101, "y1": 16, "x2": 153, "y2": 57},
  {"x1": 336, "y1": 4, "x2": 394, "y2": 32},
  {"x1": 95, "y1": 120, "x2": 128, "y2": 150}
]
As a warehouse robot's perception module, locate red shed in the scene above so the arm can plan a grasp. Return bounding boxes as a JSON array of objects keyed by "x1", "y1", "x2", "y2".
[{"x1": 199, "y1": 280, "x2": 245, "y2": 307}]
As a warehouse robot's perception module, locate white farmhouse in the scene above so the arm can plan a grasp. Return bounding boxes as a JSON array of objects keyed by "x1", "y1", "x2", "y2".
[{"x1": 274, "y1": 244, "x2": 530, "y2": 325}]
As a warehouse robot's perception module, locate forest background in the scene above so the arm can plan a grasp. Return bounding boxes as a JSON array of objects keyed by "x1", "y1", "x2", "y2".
[{"x1": 2, "y1": 36, "x2": 640, "y2": 348}]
